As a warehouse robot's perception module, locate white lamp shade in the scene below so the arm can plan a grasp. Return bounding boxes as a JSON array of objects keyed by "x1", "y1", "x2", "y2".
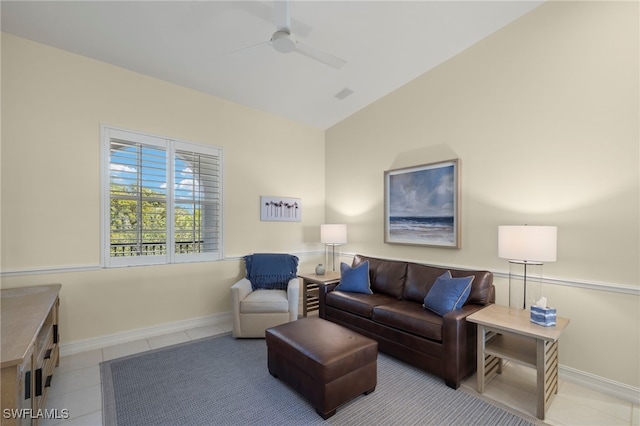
[
  {"x1": 498, "y1": 225, "x2": 557, "y2": 262},
  {"x1": 321, "y1": 224, "x2": 347, "y2": 245}
]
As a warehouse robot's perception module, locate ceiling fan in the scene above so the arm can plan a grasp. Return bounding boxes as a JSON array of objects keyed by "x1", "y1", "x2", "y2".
[{"x1": 227, "y1": 1, "x2": 346, "y2": 70}]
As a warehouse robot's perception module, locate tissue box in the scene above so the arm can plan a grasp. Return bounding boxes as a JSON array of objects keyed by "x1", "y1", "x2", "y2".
[{"x1": 530, "y1": 305, "x2": 557, "y2": 327}]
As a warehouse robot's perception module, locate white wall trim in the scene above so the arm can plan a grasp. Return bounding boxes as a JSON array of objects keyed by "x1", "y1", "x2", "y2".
[
  {"x1": 559, "y1": 365, "x2": 640, "y2": 405},
  {"x1": 492, "y1": 271, "x2": 640, "y2": 296},
  {"x1": 2, "y1": 254, "x2": 636, "y2": 295},
  {"x1": 223, "y1": 251, "x2": 324, "y2": 262},
  {"x1": 1, "y1": 264, "x2": 102, "y2": 277},
  {"x1": 0, "y1": 251, "x2": 326, "y2": 278},
  {"x1": 341, "y1": 252, "x2": 640, "y2": 296},
  {"x1": 59, "y1": 312, "x2": 231, "y2": 357}
]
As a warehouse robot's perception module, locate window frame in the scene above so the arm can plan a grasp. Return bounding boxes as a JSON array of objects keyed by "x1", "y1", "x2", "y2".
[{"x1": 101, "y1": 125, "x2": 224, "y2": 267}]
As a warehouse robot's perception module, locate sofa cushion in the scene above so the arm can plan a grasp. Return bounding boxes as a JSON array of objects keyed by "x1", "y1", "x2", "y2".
[
  {"x1": 403, "y1": 262, "x2": 451, "y2": 303},
  {"x1": 372, "y1": 300, "x2": 444, "y2": 342},
  {"x1": 326, "y1": 291, "x2": 397, "y2": 319},
  {"x1": 423, "y1": 273, "x2": 474, "y2": 316},
  {"x1": 335, "y1": 261, "x2": 373, "y2": 294},
  {"x1": 240, "y1": 289, "x2": 289, "y2": 313},
  {"x1": 405, "y1": 262, "x2": 494, "y2": 306},
  {"x1": 451, "y1": 270, "x2": 493, "y2": 305},
  {"x1": 353, "y1": 254, "x2": 407, "y2": 299}
]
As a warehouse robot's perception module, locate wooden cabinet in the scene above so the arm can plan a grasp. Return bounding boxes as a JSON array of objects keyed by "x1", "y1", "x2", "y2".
[{"x1": 1, "y1": 285, "x2": 61, "y2": 426}]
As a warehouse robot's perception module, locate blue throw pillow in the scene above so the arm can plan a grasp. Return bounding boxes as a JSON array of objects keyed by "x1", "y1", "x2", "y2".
[
  {"x1": 423, "y1": 271, "x2": 474, "y2": 316},
  {"x1": 335, "y1": 261, "x2": 373, "y2": 294}
]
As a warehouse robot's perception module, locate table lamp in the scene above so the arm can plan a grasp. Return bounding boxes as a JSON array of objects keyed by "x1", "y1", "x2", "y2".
[
  {"x1": 498, "y1": 225, "x2": 557, "y2": 309},
  {"x1": 321, "y1": 224, "x2": 347, "y2": 271}
]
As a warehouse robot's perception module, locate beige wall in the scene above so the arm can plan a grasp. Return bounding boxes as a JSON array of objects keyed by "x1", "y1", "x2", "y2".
[
  {"x1": 2, "y1": 0, "x2": 639, "y2": 393},
  {"x1": 326, "y1": 1, "x2": 639, "y2": 388},
  {"x1": 1, "y1": 33, "x2": 325, "y2": 342}
]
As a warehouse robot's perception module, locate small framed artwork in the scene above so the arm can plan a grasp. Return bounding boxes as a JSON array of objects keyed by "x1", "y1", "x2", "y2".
[
  {"x1": 384, "y1": 159, "x2": 460, "y2": 248},
  {"x1": 260, "y1": 196, "x2": 301, "y2": 222}
]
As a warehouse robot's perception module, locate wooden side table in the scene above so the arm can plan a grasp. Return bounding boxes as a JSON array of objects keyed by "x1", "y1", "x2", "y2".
[
  {"x1": 467, "y1": 304, "x2": 569, "y2": 420},
  {"x1": 297, "y1": 272, "x2": 340, "y2": 317}
]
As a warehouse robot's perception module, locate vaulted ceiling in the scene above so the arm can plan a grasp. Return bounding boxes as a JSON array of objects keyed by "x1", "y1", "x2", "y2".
[{"x1": 1, "y1": 1, "x2": 543, "y2": 129}]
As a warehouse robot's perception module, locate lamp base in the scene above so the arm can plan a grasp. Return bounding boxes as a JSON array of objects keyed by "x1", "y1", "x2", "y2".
[
  {"x1": 324, "y1": 244, "x2": 342, "y2": 272},
  {"x1": 508, "y1": 261, "x2": 543, "y2": 310}
]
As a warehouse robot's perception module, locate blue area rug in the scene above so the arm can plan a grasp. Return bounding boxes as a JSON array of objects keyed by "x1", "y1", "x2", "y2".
[{"x1": 100, "y1": 333, "x2": 538, "y2": 425}]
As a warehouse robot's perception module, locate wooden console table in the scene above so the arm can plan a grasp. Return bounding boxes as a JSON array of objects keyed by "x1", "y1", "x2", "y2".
[
  {"x1": 1, "y1": 285, "x2": 61, "y2": 426},
  {"x1": 297, "y1": 272, "x2": 340, "y2": 317},
  {"x1": 467, "y1": 304, "x2": 569, "y2": 420}
]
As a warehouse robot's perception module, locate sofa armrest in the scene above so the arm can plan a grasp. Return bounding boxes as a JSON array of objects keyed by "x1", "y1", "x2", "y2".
[
  {"x1": 231, "y1": 278, "x2": 253, "y2": 304},
  {"x1": 441, "y1": 303, "x2": 489, "y2": 388},
  {"x1": 318, "y1": 281, "x2": 339, "y2": 319},
  {"x1": 230, "y1": 278, "x2": 253, "y2": 338},
  {"x1": 443, "y1": 303, "x2": 485, "y2": 323}
]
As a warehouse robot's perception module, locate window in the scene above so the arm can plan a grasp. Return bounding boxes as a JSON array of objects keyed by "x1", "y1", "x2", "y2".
[{"x1": 101, "y1": 126, "x2": 223, "y2": 267}]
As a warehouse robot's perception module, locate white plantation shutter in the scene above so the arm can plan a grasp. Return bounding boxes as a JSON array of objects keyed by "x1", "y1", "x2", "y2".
[
  {"x1": 102, "y1": 127, "x2": 223, "y2": 267},
  {"x1": 109, "y1": 139, "x2": 167, "y2": 263},
  {"x1": 173, "y1": 142, "x2": 221, "y2": 262}
]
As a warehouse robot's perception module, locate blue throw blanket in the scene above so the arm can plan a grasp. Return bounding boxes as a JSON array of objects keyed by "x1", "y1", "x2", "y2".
[{"x1": 244, "y1": 253, "x2": 299, "y2": 291}]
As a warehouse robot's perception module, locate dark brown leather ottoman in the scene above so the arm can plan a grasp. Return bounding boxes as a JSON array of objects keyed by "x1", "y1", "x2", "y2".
[{"x1": 265, "y1": 317, "x2": 377, "y2": 419}]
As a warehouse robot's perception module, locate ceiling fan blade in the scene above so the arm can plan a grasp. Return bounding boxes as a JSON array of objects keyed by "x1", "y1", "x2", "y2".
[
  {"x1": 224, "y1": 40, "x2": 271, "y2": 57},
  {"x1": 294, "y1": 41, "x2": 346, "y2": 70},
  {"x1": 274, "y1": 0, "x2": 291, "y2": 32}
]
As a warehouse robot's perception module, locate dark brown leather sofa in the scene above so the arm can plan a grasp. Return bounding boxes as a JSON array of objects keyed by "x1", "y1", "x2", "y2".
[{"x1": 318, "y1": 254, "x2": 495, "y2": 389}]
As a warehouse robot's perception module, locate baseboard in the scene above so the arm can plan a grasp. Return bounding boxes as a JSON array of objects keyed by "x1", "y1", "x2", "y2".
[
  {"x1": 59, "y1": 312, "x2": 232, "y2": 357},
  {"x1": 559, "y1": 365, "x2": 640, "y2": 405}
]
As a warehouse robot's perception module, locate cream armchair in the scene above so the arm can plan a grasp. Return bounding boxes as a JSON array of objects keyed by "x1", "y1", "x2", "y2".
[{"x1": 231, "y1": 277, "x2": 299, "y2": 338}]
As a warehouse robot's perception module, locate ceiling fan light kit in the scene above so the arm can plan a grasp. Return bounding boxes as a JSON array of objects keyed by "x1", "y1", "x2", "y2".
[{"x1": 271, "y1": 31, "x2": 296, "y2": 53}]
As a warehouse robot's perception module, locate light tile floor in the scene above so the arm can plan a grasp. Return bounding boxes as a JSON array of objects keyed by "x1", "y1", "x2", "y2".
[
  {"x1": 42, "y1": 321, "x2": 638, "y2": 426},
  {"x1": 461, "y1": 362, "x2": 639, "y2": 426}
]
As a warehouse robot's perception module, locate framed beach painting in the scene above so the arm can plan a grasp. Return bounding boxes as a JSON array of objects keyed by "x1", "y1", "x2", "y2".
[{"x1": 384, "y1": 159, "x2": 460, "y2": 248}]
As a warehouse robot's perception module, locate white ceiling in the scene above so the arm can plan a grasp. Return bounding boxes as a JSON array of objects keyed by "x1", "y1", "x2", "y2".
[{"x1": 1, "y1": 1, "x2": 543, "y2": 129}]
